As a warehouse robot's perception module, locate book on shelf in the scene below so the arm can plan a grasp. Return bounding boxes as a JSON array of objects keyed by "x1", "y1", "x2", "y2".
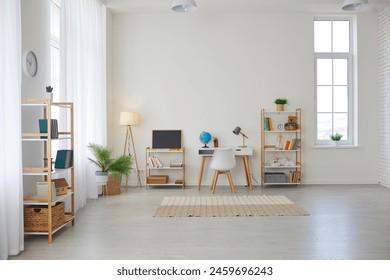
[
  {"x1": 147, "y1": 157, "x2": 154, "y2": 168},
  {"x1": 149, "y1": 156, "x2": 162, "y2": 168},
  {"x1": 264, "y1": 145, "x2": 276, "y2": 150},
  {"x1": 289, "y1": 171, "x2": 301, "y2": 183},
  {"x1": 39, "y1": 119, "x2": 59, "y2": 139},
  {"x1": 54, "y1": 149, "x2": 73, "y2": 169},
  {"x1": 263, "y1": 117, "x2": 273, "y2": 131},
  {"x1": 170, "y1": 162, "x2": 182, "y2": 167},
  {"x1": 284, "y1": 140, "x2": 291, "y2": 150}
]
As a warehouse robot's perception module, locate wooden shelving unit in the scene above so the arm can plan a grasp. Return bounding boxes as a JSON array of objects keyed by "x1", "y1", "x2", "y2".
[
  {"x1": 261, "y1": 108, "x2": 302, "y2": 187},
  {"x1": 21, "y1": 98, "x2": 75, "y2": 243},
  {"x1": 145, "y1": 147, "x2": 185, "y2": 189}
]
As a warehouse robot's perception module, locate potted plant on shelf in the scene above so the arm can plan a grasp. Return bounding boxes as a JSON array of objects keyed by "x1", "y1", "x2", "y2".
[
  {"x1": 87, "y1": 143, "x2": 132, "y2": 184},
  {"x1": 274, "y1": 98, "x2": 288, "y2": 111},
  {"x1": 330, "y1": 133, "x2": 343, "y2": 144}
]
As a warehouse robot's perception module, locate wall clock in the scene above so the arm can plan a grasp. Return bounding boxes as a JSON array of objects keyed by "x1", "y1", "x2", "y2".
[{"x1": 22, "y1": 51, "x2": 38, "y2": 77}]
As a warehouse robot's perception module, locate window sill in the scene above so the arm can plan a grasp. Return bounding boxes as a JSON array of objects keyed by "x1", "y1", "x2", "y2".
[{"x1": 312, "y1": 145, "x2": 361, "y2": 149}]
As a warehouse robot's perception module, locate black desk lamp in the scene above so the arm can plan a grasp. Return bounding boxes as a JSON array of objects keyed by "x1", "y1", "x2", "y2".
[{"x1": 233, "y1": 126, "x2": 248, "y2": 147}]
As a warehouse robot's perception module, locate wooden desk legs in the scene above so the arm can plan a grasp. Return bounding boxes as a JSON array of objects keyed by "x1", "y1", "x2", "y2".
[
  {"x1": 198, "y1": 156, "x2": 206, "y2": 191},
  {"x1": 242, "y1": 156, "x2": 253, "y2": 190}
]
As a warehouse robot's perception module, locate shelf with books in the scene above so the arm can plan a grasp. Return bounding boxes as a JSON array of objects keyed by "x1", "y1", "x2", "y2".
[
  {"x1": 21, "y1": 98, "x2": 75, "y2": 243},
  {"x1": 145, "y1": 147, "x2": 185, "y2": 189},
  {"x1": 261, "y1": 108, "x2": 302, "y2": 187}
]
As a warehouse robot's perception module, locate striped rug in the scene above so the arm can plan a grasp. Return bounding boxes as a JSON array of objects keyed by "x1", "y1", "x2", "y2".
[{"x1": 153, "y1": 195, "x2": 309, "y2": 217}]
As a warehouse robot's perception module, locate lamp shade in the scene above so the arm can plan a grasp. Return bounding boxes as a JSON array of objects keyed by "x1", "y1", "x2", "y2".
[
  {"x1": 120, "y1": 112, "x2": 139, "y2": 126},
  {"x1": 233, "y1": 126, "x2": 241, "y2": 135},
  {"x1": 342, "y1": 0, "x2": 369, "y2": 11},
  {"x1": 172, "y1": 0, "x2": 197, "y2": 12}
]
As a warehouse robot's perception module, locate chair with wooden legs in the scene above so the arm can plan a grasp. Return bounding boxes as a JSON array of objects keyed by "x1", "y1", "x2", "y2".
[{"x1": 209, "y1": 148, "x2": 236, "y2": 193}]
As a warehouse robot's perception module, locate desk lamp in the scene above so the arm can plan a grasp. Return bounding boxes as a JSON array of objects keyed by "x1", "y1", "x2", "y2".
[
  {"x1": 233, "y1": 126, "x2": 248, "y2": 148},
  {"x1": 120, "y1": 112, "x2": 141, "y2": 190}
]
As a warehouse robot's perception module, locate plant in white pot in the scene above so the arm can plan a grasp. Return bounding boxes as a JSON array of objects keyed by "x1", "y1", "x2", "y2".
[{"x1": 87, "y1": 143, "x2": 132, "y2": 184}]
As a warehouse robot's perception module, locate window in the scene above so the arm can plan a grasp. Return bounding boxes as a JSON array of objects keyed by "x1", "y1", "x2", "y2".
[
  {"x1": 314, "y1": 19, "x2": 354, "y2": 145},
  {"x1": 51, "y1": 0, "x2": 61, "y2": 158}
]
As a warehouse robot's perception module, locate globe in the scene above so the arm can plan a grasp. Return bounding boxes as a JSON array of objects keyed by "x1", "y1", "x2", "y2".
[{"x1": 199, "y1": 131, "x2": 212, "y2": 148}]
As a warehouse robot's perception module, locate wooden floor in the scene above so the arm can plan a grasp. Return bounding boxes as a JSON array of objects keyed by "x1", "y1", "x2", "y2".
[{"x1": 10, "y1": 184, "x2": 390, "y2": 260}]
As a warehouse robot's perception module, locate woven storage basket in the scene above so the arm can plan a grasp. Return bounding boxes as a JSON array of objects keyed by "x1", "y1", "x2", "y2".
[
  {"x1": 103, "y1": 174, "x2": 121, "y2": 195},
  {"x1": 24, "y1": 202, "x2": 65, "y2": 232}
]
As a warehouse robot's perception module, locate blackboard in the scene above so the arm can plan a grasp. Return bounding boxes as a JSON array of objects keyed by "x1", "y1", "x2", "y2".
[{"x1": 152, "y1": 130, "x2": 182, "y2": 149}]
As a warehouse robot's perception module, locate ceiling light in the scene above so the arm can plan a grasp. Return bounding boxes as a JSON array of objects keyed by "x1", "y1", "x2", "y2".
[
  {"x1": 342, "y1": 0, "x2": 369, "y2": 11},
  {"x1": 171, "y1": 0, "x2": 197, "y2": 12}
]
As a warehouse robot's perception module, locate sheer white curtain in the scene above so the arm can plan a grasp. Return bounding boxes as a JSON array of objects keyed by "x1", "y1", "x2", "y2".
[
  {"x1": 0, "y1": 0, "x2": 23, "y2": 260},
  {"x1": 61, "y1": 0, "x2": 106, "y2": 207}
]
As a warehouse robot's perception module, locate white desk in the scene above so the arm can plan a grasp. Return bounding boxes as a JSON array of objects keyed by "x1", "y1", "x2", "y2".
[{"x1": 197, "y1": 147, "x2": 253, "y2": 190}]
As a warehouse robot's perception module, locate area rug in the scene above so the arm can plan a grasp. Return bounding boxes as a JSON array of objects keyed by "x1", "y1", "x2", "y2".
[{"x1": 153, "y1": 195, "x2": 309, "y2": 217}]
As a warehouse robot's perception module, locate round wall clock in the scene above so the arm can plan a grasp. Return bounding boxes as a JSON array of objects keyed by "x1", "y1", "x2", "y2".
[{"x1": 22, "y1": 51, "x2": 38, "y2": 77}]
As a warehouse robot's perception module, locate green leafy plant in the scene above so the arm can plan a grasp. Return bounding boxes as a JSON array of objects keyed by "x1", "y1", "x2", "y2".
[
  {"x1": 87, "y1": 143, "x2": 132, "y2": 178},
  {"x1": 274, "y1": 98, "x2": 288, "y2": 105},
  {"x1": 330, "y1": 133, "x2": 343, "y2": 141}
]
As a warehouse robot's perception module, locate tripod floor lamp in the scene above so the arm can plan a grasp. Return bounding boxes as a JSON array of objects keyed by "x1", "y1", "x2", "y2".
[{"x1": 120, "y1": 112, "x2": 142, "y2": 190}]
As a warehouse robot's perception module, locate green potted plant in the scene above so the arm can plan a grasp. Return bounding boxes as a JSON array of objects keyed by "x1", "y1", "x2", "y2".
[
  {"x1": 87, "y1": 143, "x2": 132, "y2": 184},
  {"x1": 330, "y1": 133, "x2": 343, "y2": 144},
  {"x1": 274, "y1": 98, "x2": 288, "y2": 111}
]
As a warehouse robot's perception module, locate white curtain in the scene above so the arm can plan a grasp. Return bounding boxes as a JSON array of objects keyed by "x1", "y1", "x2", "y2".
[
  {"x1": 61, "y1": 0, "x2": 106, "y2": 206},
  {"x1": 0, "y1": 0, "x2": 23, "y2": 260},
  {"x1": 378, "y1": 6, "x2": 390, "y2": 188}
]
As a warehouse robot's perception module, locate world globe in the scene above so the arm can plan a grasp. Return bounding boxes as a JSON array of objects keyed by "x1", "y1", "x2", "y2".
[{"x1": 199, "y1": 131, "x2": 212, "y2": 148}]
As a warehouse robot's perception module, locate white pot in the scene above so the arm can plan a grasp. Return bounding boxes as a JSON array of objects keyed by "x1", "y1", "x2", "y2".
[{"x1": 95, "y1": 171, "x2": 108, "y2": 183}]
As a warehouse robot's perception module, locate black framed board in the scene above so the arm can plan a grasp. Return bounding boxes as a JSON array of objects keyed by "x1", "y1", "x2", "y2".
[{"x1": 152, "y1": 130, "x2": 182, "y2": 149}]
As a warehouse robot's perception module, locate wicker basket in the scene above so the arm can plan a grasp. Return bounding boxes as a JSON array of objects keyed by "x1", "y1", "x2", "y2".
[
  {"x1": 102, "y1": 174, "x2": 121, "y2": 196},
  {"x1": 24, "y1": 202, "x2": 65, "y2": 232}
]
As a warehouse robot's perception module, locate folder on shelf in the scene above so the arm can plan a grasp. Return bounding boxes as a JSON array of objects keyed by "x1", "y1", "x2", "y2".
[
  {"x1": 54, "y1": 150, "x2": 73, "y2": 169},
  {"x1": 39, "y1": 119, "x2": 59, "y2": 139}
]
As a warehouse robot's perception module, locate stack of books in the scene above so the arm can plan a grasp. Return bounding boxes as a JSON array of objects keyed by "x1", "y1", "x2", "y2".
[
  {"x1": 263, "y1": 117, "x2": 273, "y2": 131},
  {"x1": 147, "y1": 156, "x2": 163, "y2": 168},
  {"x1": 284, "y1": 138, "x2": 301, "y2": 150},
  {"x1": 39, "y1": 119, "x2": 59, "y2": 139}
]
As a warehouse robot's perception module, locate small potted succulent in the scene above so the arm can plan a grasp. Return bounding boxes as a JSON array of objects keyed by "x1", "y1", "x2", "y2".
[
  {"x1": 87, "y1": 143, "x2": 132, "y2": 184},
  {"x1": 330, "y1": 133, "x2": 343, "y2": 144},
  {"x1": 274, "y1": 98, "x2": 288, "y2": 111}
]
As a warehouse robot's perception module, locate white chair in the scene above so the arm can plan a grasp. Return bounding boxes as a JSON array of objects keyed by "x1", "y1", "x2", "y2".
[{"x1": 209, "y1": 148, "x2": 236, "y2": 193}]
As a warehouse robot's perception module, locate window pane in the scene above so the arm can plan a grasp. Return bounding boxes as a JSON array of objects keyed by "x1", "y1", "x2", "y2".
[
  {"x1": 317, "y1": 59, "x2": 332, "y2": 85},
  {"x1": 334, "y1": 86, "x2": 348, "y2": 112},
  {"x1": 333, "y1": 59, "x2": 348, "y2": 85},
  {"x1": 317, "y1": 86, "x2": 332, "y2": 112},
  {"x1": 317, "y1": 113, "x2": 332, "y2": 140},
  {"x1": 333, "y1": 21, "x2": 349, "y2": 52},
  {"x1": 314, "y1": 21, "x2": 332, "y2": 53},
  {"x1": 51, "y1": 2, "x2": 60, "y2": 39},
  {"x1": 334, "y1": 113, "x2": 348, "y2": 140}
]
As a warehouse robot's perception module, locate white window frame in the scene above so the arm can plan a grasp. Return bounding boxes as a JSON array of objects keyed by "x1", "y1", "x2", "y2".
[
  {"x1": 314, "y1": 18, "x2": 356, "y2": 146},
  {"x1": 50, "y1": 0, "x2": 61, "y2": 158}
]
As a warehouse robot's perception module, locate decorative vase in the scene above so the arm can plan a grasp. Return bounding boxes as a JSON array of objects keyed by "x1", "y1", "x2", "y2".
[
  {"x1": 95, "y1": 171, "x2": 108, "y2": 184},
  {"x1": 276, "y1": 104, "x2": 285, "y2": 111}
]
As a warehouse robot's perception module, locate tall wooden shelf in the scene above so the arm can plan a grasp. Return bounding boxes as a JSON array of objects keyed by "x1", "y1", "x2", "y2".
[
  {"x1": 145, "y1": 147, "x2": 185, "y2": 189},
  {"x1": 21, "y1": 98, "x2": 75, "y2": 243},
  {"x1": 260, "y1": 108, "x2": 302, "y2": 187}
]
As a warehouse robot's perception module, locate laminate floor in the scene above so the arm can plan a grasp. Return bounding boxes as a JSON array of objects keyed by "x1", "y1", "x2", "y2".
[{"x1": 9, "y1": 184, "x2": 390, "y2": 260}]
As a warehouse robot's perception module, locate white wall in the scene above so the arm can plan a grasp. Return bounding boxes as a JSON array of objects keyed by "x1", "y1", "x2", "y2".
[
  {"x1": 108, "y1": 10, "x2": 379, "y2": 186},
  {"x1": 21, "y1": 0, "x2": 51, "y2": 196}
]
